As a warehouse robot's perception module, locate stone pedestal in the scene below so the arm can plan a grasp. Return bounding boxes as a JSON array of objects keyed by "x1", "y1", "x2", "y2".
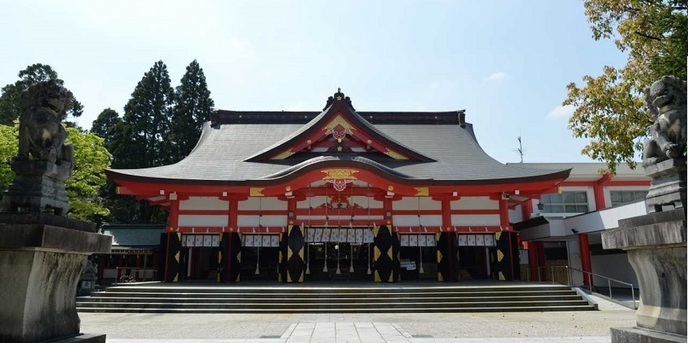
[
  {"x1": 0, "y1": 214, "x2": 111, "y2": 343},
  {"x1": 1, "y1": 160, "x2": 72, "y2": 216},
  {"x1": 644, "y1": 158, "x2": 687, "y2": 214},
  {"x1": 602, "y1": 209, "x2": 687, "y2": 343}
]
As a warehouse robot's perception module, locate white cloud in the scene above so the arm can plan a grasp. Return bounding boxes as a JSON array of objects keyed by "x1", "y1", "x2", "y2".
[
  {"x1": 547, "y1": 104, "x2": 575, "y2": 120},
  {"x1": 485, "y1": 71, "x2": 510, "y2": 82}
]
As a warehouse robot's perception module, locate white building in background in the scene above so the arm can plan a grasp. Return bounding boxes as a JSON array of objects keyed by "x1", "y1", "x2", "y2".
[{"x1": 511, "y1": 163, "x2": 649, "y2": 289}]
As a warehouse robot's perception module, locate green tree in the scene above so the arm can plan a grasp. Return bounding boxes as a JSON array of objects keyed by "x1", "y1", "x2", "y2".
[
  {"x1": 171, "y1": 60, "x2": 215, "y2": 161},
  {"x1": 91, "y1": 108, "x2": 125, "y2": 159},
  {"x1": 0, "y1": 124, "x2": 17, "y2": 190},
  {"x1": 0, "y1": 123, "x2": 110, "y2": 222},
  {"x1": 564, "y1": 0, "x2": 687, "y2": 173},
  {"x1": 0, "y1": 64, "x2": 83, "y2": 125},
  {"x1": 109, "y1": 61, "x2": 174, "y2": 224},
  {"x1": 66, "y1": 127, "x2": 111, "y2": 223},
  {"x1": 120, "y1": 61, "x2": 175, "y2": 168},
  {"x1": 90, "y1": 107, "x2": 139, "y2": 224}
]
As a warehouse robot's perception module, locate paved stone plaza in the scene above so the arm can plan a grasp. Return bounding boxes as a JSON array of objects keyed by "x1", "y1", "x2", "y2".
[{"x1": 80, "y1": 295, "x2": 635, "y2": 343}]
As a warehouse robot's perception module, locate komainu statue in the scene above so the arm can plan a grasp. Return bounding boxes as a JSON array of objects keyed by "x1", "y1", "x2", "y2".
[
  {"x1": 640, "y1": 75, "x2": 687, "y2": 213},
  {"x1": 642, "y1": 76, "x2": 687, "y2": 166},
  {"x1": 16, "y1": 80, "x2": 74, "y2": 164},
  {"x1": 1, "y1": 80, "x2": 74, "y2": 215}
]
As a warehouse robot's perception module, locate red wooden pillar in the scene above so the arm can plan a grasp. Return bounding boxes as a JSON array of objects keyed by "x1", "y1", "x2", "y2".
[
  {"x1": 527, "y1": 243, "x2": 537, "y2": 281},
  {"x1": 593, "y1": 186, "x2": 605, "y2": 210},
  {"x1": 227, "y1": 197, "x2": 240, "y2": 281},
  {"x1": 287, "y1": 198, "x2": 297, "y2": 225},
  {"x1": 498, "y1": 198, "x2": 509, "y2": 229},
  {"x1": 579, "y1": 233, "x2": 593, "y2": 287},
  {"x1": 168, "y1": 200, "x2": 180, "y2": 231},
  {"x1": 593, "y1": 173, "x2": 610, "y2": 210},
  {"x1": 228, "y1": 198, "x2": 239, "y2": 230},
  {"x1": 439, "y1": 198, "x2": 456, "y2": 281},
  {"x1": 529, "y1": 241, "x2": 546, "y2": 281},
  {"x1": 521, "y1": 199, "x2": 533, "y2": 221},
  {"x1": 441, "y1": 198, "x2": 452, "y2": 229}
]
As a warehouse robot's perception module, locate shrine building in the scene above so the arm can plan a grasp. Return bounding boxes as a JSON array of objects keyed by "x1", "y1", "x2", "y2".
[{"x1": 106, "y1": 90, "x2": 571, "y2": 284}]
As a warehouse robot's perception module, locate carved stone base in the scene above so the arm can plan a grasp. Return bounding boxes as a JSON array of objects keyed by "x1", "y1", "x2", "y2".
[
  {"x1": 0, "y1": 219, "x2": 111, "y2": 343},
  {"x1": 644, "y1": 158, "x2": 687, "y2": 213},
  {"x1": 1, "y1": 160, "x2": 72, "y2": 215},
  {"x1": 602, "y1": 209, "x2": 687, "y2": 340},
  {"x1": 611, "y1": 327, "x2": 687, "y2": 343}
]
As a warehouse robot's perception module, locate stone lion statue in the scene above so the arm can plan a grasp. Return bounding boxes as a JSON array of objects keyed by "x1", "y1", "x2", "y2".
[
  {"x1": 16, "y1": 80, "x2": 74, "y2": 164},
  {"x1": 642, "y1": 76, "x2": 687, "y2": 167}
]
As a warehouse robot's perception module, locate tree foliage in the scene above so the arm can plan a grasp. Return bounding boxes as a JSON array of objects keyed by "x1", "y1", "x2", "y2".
[
  {"x1": 91, "y1": 108, "x2": 125, "y2": 160},
  {"x1": 0, "y1": 123, "x2": 110, "y2": 222},
  {"x1": 171, "y1": 60, "x2": 214, "y2": 161},
  {"x1": 0, "y1": 64, "x2": 83, "y2": 125},
  {"x1": 65, "y1": 127, "x2": 111, "y2": 222},
  {"x1": 119, "y1": 61, "x2": 175, "y2": 169},
  {"x1": 90, "y1": 60, "x2": 214, "y2": 224},
  {"x1": 564, "y1": 0, "x2": 687, "y2": 173},
  {"x1": 0, "y1": 124, "x2": 17, "y2": 191}
]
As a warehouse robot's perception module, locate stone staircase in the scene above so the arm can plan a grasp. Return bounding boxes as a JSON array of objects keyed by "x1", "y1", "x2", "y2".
[{"x1": 76, "y1": 283, "x2": 595, "y2": 313}]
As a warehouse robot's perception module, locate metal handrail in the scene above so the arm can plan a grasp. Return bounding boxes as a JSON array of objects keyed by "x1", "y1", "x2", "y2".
[{"x1": 533, "y1": 265, "x2": 637, "y2": 310}]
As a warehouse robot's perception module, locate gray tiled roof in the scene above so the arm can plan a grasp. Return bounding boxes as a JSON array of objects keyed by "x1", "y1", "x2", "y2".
[{"x1": 107, "y1": 116, "x2": 569, "y2": 185}]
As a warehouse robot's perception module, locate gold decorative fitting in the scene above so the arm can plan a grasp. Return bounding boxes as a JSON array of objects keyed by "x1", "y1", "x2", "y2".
[
  {"x1": 285, "y1": 186, "x2": 291, "y2": 192},
  {"x1": 322, "y1": 169, "x2": 359, "y2": 180},
  {"x1": 306, "y1": 139, "x2": 312, "y2": 144},
  {"x1": 387, "y1": 185, "x2": 394, "y2": 191},
  {"x1": 384, "y1": 148, "x2": 408, "y2": 160},
  {"x1": 250, "y1": 188, "x2": 265, "y2": 197},
  {"x1": 324, "y1": 115, "x2": 355, "y2": 131},
  {"x1": 366, "y1": 139, "x2": 372, "y2": 144},
  {"x1": 414, "y1": 187, "x2": 429, "y2": 196},
  {"x1": 322, "y1": 169, "x2": 358, "y2": 192},
  {"x1": 271, "y1": 149, "x2": 294, "y2": 160}
]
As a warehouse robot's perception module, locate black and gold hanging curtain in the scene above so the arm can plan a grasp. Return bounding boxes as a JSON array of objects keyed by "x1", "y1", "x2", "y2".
[
  {"x1": 279, "y1": 224, "x2": 305, "y2": 283},
  {"x1": 494, "y1": 231, "x2": 520, "y2": 281},
  {"x1": 436, "y1": 232, "x2": 458, "y2": 282},
  {"x1": 217, "y1": 232, "x2": 241, "y2": 283},
  {"x1": 373, "y1": 224, "x2": 400, "y2": 283}
]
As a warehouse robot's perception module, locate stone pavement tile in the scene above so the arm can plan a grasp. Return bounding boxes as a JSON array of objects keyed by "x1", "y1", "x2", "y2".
[
  {"x1": 391, "y1": 323, "x2": 413, "y2": 339},
  {"x1": 81, "y1": 309, "x2": 633, "y2": 341},
  {"x1": 280, "y1": 323, "x2": 297, "y2": 339},
  {"x1": 408, "y1": 338, "x2": 610, "y2": 343}
]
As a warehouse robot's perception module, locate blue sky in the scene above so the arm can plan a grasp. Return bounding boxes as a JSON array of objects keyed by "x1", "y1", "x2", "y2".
[{"x1": 0, "y1": 1, "x2": 627, "y2": 164}]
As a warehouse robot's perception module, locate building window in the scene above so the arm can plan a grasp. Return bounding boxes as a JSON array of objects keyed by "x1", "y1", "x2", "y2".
[
  {"x1": 540, "y1": 191, "x2": 589, "y2": 214},
  {"x1": 610, "y1": 190, "x2": 647, "y2": 207}
]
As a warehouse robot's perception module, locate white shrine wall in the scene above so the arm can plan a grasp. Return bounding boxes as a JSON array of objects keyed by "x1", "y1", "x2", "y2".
[
  {"x1": 178, "y1": 196, "x2": 229, "y2": 227},
  {"x1": 450, "y1": 196, "x2": 501, "y2": 227},
  {"x1": 237, "y1": 197, "x2": 288, "y2": 227}
]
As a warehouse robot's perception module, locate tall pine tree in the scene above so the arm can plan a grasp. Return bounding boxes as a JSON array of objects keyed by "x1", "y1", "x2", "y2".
[
  {"x1": 171, "y1": 60, "x2": 215, "y2": 162},
  {"x1": 112, "y1": 61, "x2": 175, "y2": 223},
  {"x1": 121, "y1": 61, "x2": 175, "y2": 169}
]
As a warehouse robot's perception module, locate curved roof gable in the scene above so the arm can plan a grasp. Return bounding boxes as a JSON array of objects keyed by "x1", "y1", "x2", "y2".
[
  {"x1": 245, "y1": 90, "x2": 435, "y2": 162},
  {"x1": 257, "y1": 155, "x2": 429, "y2": 182}
]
